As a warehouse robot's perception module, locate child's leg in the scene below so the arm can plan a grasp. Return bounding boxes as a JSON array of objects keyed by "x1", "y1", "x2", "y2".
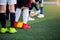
[
  {"x1": 39, "y1": 0, "x2": 44, "y2": 14},
  {"x1": 0, "y1": 5, "x2": 6, "y2": 28},
  {"x1": 37, "y1": 0, "x2": 44, "y2": 18},
  {"x1": 0, "y1": 5, "x2": 7, "y2": 33},
  {"x1": 35, "y1": 2, "x2": 40, "y2": 15},
  {"x1": 8, "y1": 0, "x2": 17, "y2": 33},
  {"x1": 32, "y1": 2, "x2": 40, "y2": 15},
  {"x1": 40, "y1": 3, "x2": 44, "y2": 14},
  {"x1": 28, "y1": 3, "x2": 35, "y2": 21},
  {"x1": 22, "y1": 7, "x2": 30, "y2": 29},
  {"x1": 15, "y1": 8, "x2": 21, "y2": 22},
  {"x1": 14, "y1": 8, "x2": 21, "y2": 27},
  {"x1": 8, "y1": 5, "x2": 17, "y2": 33},
  {"x1": 8, "y1": 0, "x2": 16, "y2": 27},
  {"x1": 33, "y1": 2, "x2": 39, "y2": 11},
  {"x1": 9, "y1": 5, "x2": 15, "y2": 27},
  {"x1": 23, "y1": 8, "x2": 29, "y2": 24}
]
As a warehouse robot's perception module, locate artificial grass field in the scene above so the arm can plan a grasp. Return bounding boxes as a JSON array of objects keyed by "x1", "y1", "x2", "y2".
[{"x1": 0, "y1": 4, "x2": 60, "y2": 40}]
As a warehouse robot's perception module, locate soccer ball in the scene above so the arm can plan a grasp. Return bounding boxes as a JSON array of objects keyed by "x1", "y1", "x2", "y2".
[{"x1": 30, "y1": 10, "x2": 35, "y2": 17}]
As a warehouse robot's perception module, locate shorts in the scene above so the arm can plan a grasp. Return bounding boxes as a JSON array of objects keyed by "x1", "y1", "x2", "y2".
[
  {"x1": 17, "y1": 0, "x2": 29, "y2": 8},
  {"x1": 0, "y1": 0, "x2": 16, "y2": 5}
]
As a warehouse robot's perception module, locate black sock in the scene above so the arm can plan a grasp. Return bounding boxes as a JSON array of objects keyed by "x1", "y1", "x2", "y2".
[
  {"x1": 29, "y1": 8, "x2": 32, "y2": 14},
  {"x1": 33, "y1": 3, "x2": 39, "y2": 10},
  {"x1": 0, "y1": 13, "x2": 6, "y2": 28},
  {"x1": 10, "y1": 13, "x2": 15, "y2": 27}
]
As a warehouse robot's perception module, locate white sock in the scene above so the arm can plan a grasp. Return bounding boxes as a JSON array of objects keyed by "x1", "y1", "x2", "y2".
[
  {"x1": 15, "y1": 8, "x2": 21, "y2": 22},
  {"x1": 23, "y1": 8, "x2": 29, "y2": 24}
]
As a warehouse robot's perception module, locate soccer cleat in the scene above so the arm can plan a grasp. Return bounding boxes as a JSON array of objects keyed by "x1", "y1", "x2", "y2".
[
  {"x1": 14, "y1": 22, "x2": 18, "y2": 28},
  {"x1": 9, "y1": 27, "x2": 17, "y2": 33},
  {"x1": 22, "y1": 23, "x2": 31, "y2": 29},
  {"x1": 28, "y1": 17, "x2": 35, "y2": 21},
  {"x1": 37, "y1": 14, "x2": 44, "y2": 18},
  {"x1": 0, "y1": 28, "x2": 8, "y2": 33},
  {"x1": 35, "y1": 10, "x2": 40, "y2": 15},
  {"x1": 17, "y1": 22, "x2": 23, "y2": 28}
]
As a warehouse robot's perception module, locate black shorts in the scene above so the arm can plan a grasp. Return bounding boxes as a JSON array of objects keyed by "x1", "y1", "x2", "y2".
[{"x1": 17, "y1": 0, "x2": 29, "y2": 8}]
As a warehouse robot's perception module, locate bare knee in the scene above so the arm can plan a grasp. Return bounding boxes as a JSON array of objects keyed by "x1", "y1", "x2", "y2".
[
  {"x1": 0, "y1": 5, "x2": 6, "y2": 13},
  {"x1": 9, "y1": 5, "x2": 15, "y2": 13}
]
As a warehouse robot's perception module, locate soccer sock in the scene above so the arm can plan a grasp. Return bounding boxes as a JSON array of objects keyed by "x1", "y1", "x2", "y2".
[
  {"x1": 29, "y1": 8, "x2": 32, "y2": 14},
  {"x1": 10, "y1": 13, "x2": 15, "y2": 27},
  {"x1": 33, "y1": 3, "x2": 39, "y2": 11},
  {"x1": 0, "y1": 13, "x2": 6, "y2": 28},
  {"x1": 15, "y1": 8, "x2": 21, "y2": 22},
  {"x1": 40, "y1": 7, "x2": 44, "y2": 14},
  {"x1": 23, "y1": 8, "x2": 29, "y2": 24},
  {"x1": 29, "y1": 3, "x2": 33, "y2": 14}
]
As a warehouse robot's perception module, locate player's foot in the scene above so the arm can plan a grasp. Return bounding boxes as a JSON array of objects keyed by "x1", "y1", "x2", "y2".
[
  {"x1": 22, "y1": 23, "x2": 31, "y2": 29},
  {"x1": 28, "y1": 17, "x2": 35, "y2": 21},
  {"x1": 14, "y1": 22, "x2": 18, "y2": 28},
  {"x1": 35, "y1": 10, "x2": 40, "y2": 15},
  {"x1": 37, "y1": 14, "x2": 44, "y2": 18},
  {"x1": 9, "y1": 27, "x2": 17, "y2": 33},
  {"x1": 0, "y1": 28, "x2": 8, "y2": 33}
]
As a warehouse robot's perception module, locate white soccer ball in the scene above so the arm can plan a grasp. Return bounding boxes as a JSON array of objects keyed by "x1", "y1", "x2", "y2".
[{"x1": 30, "y1": 10, "x2": 35, "y2": 17}]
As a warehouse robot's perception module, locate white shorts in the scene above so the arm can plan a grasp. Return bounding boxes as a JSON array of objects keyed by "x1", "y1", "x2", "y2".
[{"x1": 0, "y1": 0, "x2": 16, "y2": 5}]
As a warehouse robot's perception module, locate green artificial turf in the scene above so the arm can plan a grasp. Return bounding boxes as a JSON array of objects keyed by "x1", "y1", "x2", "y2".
[{"x1": 0, "y1": 4, "x2": 60, "y2": 40}]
